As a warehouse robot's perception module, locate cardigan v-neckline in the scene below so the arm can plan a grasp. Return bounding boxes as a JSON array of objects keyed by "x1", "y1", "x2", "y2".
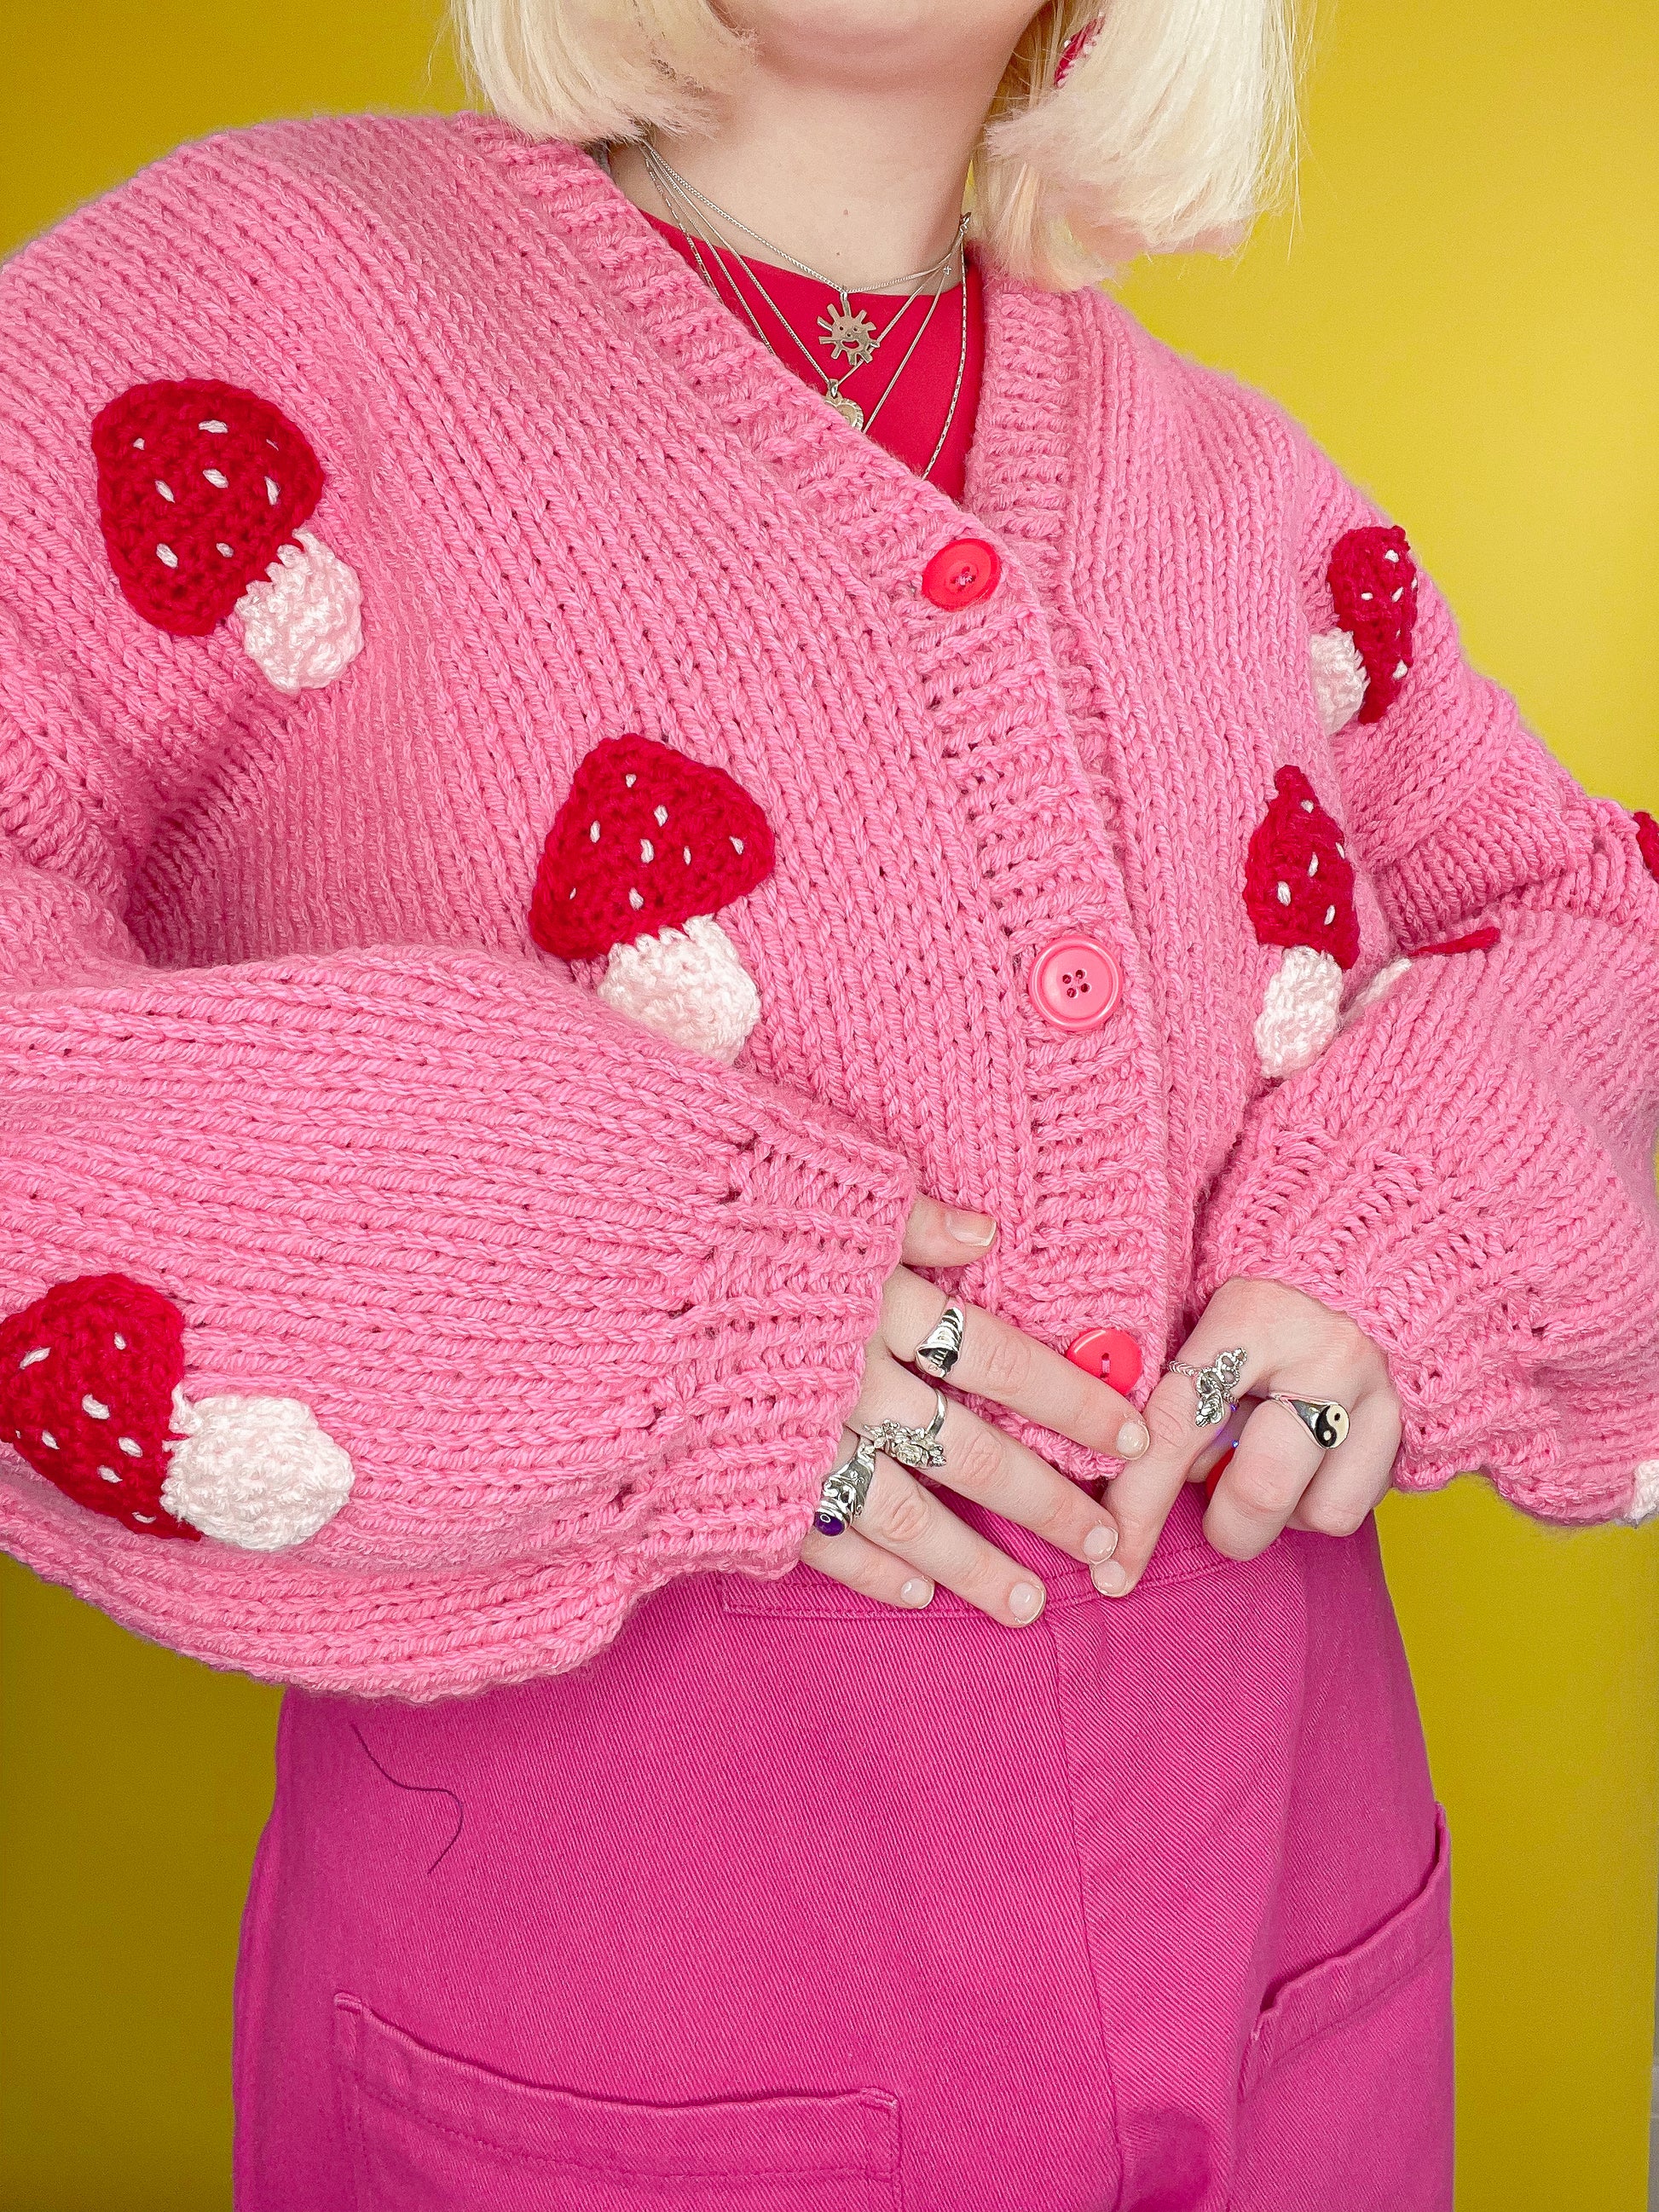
[{"x1": 445, "y1": 111, "x2": 1134, "y2": 611}]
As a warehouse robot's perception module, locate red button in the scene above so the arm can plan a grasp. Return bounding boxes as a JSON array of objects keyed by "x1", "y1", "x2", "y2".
[
  {"x1": 1204, "y1": 1445, "x2": 1238, "y2": 1504},
  {"x1": 1065, "y1": 1327, "x2": 1144, "y2": 1395},
  {"x1": 1029, "y1": 935, "x2": 1122, "y2": 1032},
  {"x1": 922, "y1": 537, "x2": 1001, "y2": 611}
]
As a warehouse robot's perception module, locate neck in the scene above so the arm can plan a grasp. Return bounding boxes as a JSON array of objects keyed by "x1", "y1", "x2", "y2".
[{"x1": 608, "y1": 43, "x2": 1011, "y2": 292}]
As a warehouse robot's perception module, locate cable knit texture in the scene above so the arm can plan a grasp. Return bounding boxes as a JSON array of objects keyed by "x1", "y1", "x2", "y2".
[{"x1": 1, "y1": 114, "x2": 1656, "y2": 1695}]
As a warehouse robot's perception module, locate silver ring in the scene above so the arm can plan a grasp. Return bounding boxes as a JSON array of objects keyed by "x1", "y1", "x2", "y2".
[
  {"x1": 814, "y1": 1435, "x2": 879, "y2": 1535},
  {"x1": 1165, "y1": 1347, "x2": 1248, "y2": 1428},
  {"x1": 911, "y1": 1299, "x2": 967, "y2": 1379},
  {"x1": 1267, "y1": 1394, "x2": 1350, "y2": 1449},
  {"x1": 857, "y1": 1387, "x2": 950, "y2": 1472}
]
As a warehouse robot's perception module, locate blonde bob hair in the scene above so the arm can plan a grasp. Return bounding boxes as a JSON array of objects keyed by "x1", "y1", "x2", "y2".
[{"x1": 448, "y1": 1, "x2": 1302, "y2": 290}]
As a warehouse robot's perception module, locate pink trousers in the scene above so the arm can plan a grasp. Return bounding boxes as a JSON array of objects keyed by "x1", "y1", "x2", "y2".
[{"x1": 232, "y1": 1488, "x2": 1453, "y2": 2210}]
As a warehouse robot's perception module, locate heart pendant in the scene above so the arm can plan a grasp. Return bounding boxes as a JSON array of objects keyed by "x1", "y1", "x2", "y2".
[{"x1": 827, "y1": 392, "x2": 865, "y2": 432}]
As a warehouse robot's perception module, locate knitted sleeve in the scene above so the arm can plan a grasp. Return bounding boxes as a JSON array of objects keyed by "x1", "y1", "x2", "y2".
[
  {"x1": 0, "y1": 154, "x2": 913, "y2": 1692},
  {"x1": 0, "y1": 693, "x2": 912, "y2": 1696},
  {"x1": 1192, "y1": 439, "x2": 1659, "y2": 1526}
]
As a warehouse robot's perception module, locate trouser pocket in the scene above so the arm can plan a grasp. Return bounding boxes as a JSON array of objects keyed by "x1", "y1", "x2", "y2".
[
  {"x1": 1230, "y1": 1805, "x2": 1453, "y2": 2212},
  {"x1": 334, "y1": 1995, "x2": 903, "y2": 2210}
]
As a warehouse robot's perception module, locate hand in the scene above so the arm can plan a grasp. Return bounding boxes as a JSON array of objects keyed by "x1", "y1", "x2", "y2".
[
  {"x1": 799, "y1": 1196, "x2": 1149, "y2": 1626},
  {"x1": 1105, "y1": 1278, "x2": 1402, "y2": 1594}
]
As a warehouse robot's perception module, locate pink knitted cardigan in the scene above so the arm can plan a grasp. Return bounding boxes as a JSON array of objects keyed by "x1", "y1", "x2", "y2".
[{"x1": 2, "y1": 114, "x2": 1656, "y2": 1697}]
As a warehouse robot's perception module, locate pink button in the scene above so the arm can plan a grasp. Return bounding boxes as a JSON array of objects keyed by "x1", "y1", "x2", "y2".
[
  {"x1": 922, "y1": 537, "x2": 1001, "y2": 611},
  {"x1": 1029, "y1": 935, "x2": 1122, "y2": 1032},
  {"x1": 1065, "y1": 1327, "x2": 1144, "y2": 1395}
]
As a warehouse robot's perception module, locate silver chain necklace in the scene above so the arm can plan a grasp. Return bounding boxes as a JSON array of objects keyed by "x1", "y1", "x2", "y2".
[{"x1": 639, "y1": 139, "x2": 970, "y2": 471}]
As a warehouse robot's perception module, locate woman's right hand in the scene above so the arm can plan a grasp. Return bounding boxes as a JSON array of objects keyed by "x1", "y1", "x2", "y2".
[{"x1": 798, "y1": 1196, "x2": 1149, "y2": 1625}]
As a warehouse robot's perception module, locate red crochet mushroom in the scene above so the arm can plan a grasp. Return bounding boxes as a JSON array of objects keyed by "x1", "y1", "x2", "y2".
[
  {"x1": 0, "y1": 1273, "x2": 353, "y2": 1549},
  {"x1": 530, "y1": 735, "x2": 775, "y2": 1061},
  {"x1": 1309, "y1": 525, "x2": 1419, "y2": 735},
  {"x1": 91, "y1": 378, "x2": 362, "y2": 692},
  {"x1": 1244, "y1": 765, "x2": 1360, "y2": 1077}
]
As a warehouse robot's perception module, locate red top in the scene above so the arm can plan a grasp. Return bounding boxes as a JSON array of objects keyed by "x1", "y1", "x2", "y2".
[{"x1": 644, "y1": 211, "x2": 984, "y2": 504}]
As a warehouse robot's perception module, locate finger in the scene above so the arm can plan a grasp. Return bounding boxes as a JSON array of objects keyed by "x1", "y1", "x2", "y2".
[
  {"x1": 1199, "y1": 1395, "x2": 1331, "y2": 1562},
  {"x1": 880, "y1": 1270, "x2": 1149, "y2": 1462},
  {"x1": 850, "y1": 1447, "x2": 1050, "y2": 1628},
  {"x1": 848, "y1": 1350, "x2": 1120, "y2": 1570},
  {"x1": 1106, "y1": 1349, "x2": 1257, "y2": 1591},
  {"x1": 1284, "y1": 1390, "x2": 1402, "y2": 1539},
  {"x1": 899, "y1": 1193, "x2": 998, "y2": 1268},
  {"x1": 799, "y1": 1515, "x2": 938, "y2": 1611}
]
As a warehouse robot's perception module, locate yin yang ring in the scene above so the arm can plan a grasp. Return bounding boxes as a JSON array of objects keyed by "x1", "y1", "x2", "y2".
[{"x1": 1266, "y1": 1394, "x2": 1351, "y2": 1450}]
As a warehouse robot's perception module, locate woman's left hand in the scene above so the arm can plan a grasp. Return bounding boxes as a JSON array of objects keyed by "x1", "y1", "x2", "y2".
[{"x1": 1101, "y1": 1279, "x2": 1402, "y2": 1595}]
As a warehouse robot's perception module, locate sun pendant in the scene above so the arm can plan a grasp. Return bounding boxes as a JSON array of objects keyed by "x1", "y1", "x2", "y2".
[
  {"x1": 818, "y1": 302, "x2": 878, "y2": 370},
  {"x1": 826, "y1": 390, "x2": 866, "y2": 431}
]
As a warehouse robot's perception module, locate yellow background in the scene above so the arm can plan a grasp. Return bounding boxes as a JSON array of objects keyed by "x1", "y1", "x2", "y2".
[{"x1": 1, "y1": 3, "x2": 1656, "y2": 2206}]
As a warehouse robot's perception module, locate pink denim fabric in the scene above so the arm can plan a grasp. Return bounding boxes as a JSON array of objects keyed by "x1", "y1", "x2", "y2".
[{"x1": 234, "y1": 1493, "x2": 1452, "y2": 2210}]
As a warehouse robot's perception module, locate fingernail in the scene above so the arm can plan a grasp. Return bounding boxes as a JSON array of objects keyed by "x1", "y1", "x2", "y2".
[
  {"x1": 1084, "y1": 1523, "x2": 1116, "y2": 1562},
  {"x1": 1116, "y1": 1420, "x2": 1148, "y2": 1458},
  {"x1": 898, "y1": 1577, "x2": 934, "y2": 1607},
  {"x1": 1009, "y1": 1581, "x2": 1044, "y2": 1621},
  {"x1": 943, "y1": 1207, "x2": 997, "y2": 1247},
  {"x1": 1092, "y1": 1561, "x2": 1130, "y2": 1597}
]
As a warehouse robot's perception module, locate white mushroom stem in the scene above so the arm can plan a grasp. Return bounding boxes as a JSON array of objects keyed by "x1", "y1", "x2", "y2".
[
  {"x1": 1309, "y1": 628, "x2": 1368, "y2": 736},
  {"x1": 234, "y1": 527, "x2": 364, "y2": 693},
  {"x1": 1627, "y1": 1460, "x2": 1659, "y2": 1527},
  {"x1": 160, "y1": 1383, "x2": 354, "y2": 1549},
  {"x1": 598, "y1": 912, "x2": 760, "y2": 1063},
  {"x1": 1255, "y1": 944, "x2": 1346, "y2": 1078}
]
